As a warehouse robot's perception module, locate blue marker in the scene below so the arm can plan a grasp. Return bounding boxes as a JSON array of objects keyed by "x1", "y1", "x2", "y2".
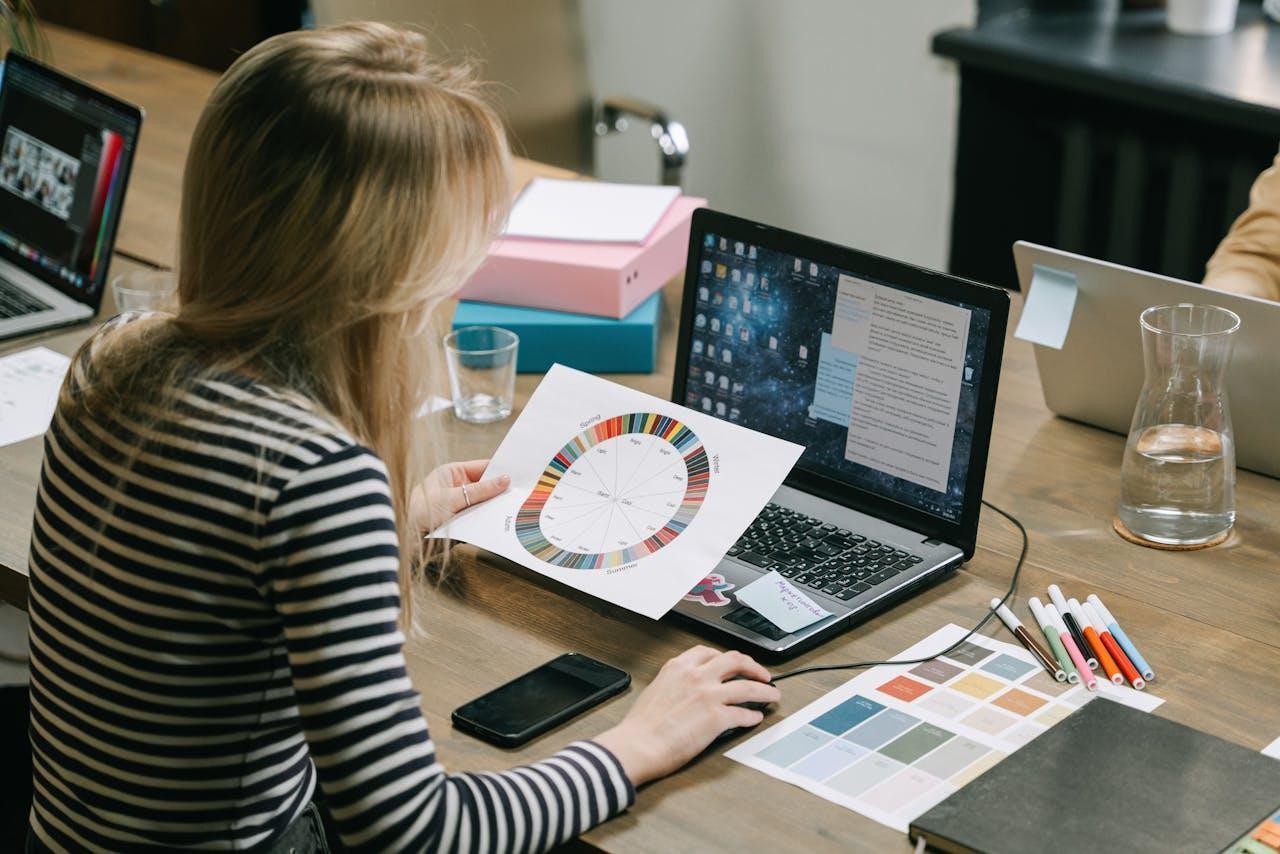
[{"x1": 1088, "y1": 594, "x2": 1154, "y2": 681}]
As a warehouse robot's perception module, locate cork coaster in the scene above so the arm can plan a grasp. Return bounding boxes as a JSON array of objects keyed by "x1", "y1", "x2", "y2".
[{"x1": 1112, "y1": 516, "x2": 1232, "y2": 550}]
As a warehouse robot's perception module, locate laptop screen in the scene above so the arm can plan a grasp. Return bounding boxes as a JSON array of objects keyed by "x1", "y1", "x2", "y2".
[
  {"x1": 681, "y1": 231, "x2": 993, "y2": 523},
  {"x1": 0, "y1": 56, "x2": 140, "y2": 302}
]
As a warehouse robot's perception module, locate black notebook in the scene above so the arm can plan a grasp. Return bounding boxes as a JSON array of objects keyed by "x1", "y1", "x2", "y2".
[{"x1": 909, "y1": 699, "x2": 1280, "y2": 854}]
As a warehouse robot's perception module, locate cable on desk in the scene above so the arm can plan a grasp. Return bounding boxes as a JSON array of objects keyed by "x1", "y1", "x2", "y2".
[
  {"x1": 771, "y1": 499, "x2": 1028, "y2": 683},
  {"x1": 114, "y1": 248, "x2": 172, "y2": 271}
]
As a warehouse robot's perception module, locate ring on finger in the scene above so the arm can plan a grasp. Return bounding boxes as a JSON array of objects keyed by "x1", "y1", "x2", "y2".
[{"x1": 461, "y1": 483, "x2": 472, "y2": 508}]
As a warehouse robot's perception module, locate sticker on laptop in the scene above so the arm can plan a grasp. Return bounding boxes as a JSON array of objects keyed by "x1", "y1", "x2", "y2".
[{"x1": 684, "y1": 573, "x2": 735, "y2": 607}]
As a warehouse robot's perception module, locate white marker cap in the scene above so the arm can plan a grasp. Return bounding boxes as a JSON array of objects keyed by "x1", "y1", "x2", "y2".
[
  {"x1": 1081, "y1": 601, "x2": 1108, "y2": 634},
  {"x1": 1087, "y1": 594, "x2": 1117, "y2": 626},
  {"x1": 1047, "y1": 584, "x2": 1071, "y2": 617},
  {"x1": 1043, "y1": 602, "x2": 1067, "y2": 634},
  {"x1": 1028, "y1": 597, "x2": 1052, "y2": 629},
  {"x1": 990, "y1": 598, "x2": 1022, "y2": 630},
  {"x1": 1066, "y1": 598, "x2": 1092, "y2": 632}
]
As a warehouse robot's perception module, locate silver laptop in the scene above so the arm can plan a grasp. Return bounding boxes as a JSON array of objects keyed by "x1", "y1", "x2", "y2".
[
  {"x1": 1013, "y1": 241, "x2": 1280, "y2": 479},
  {"x1": 670, "y1": 209, "x2": 1010, "y2": 657},
  {"x1": 0, "y1": 53, "x2": 141, "y2": 341}
]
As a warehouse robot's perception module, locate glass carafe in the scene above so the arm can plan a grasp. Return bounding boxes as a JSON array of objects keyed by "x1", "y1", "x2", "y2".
[{"x1": 1117, "y1": 304, "x2": 1239, "y2": 545}]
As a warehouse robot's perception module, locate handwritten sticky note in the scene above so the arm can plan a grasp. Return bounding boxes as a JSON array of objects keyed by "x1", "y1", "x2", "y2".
[
  {"x1": 735, "y1": 570, "x2": 832, "y2": 633},
  {"x1": 1014, "y1": 264, "x2": 1078, "y2": 350}
]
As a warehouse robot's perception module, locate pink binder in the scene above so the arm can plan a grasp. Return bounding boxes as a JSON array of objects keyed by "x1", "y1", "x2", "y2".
[{"x1": 456, "y1": 196, "x2": 706, "y2": 319}]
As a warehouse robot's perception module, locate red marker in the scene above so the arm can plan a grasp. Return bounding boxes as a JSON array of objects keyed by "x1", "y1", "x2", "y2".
[{"x1": 1085, "y1": 601, "x2": 1144, "y2": 690}]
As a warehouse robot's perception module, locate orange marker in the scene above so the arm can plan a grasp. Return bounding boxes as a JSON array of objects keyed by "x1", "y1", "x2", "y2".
[
  {"x1": 1085, "y1": 601, "x2": 1145, "y2": 690},
  {"x1": 1069, "y1": 598, "x2": 1122, "y2": 685}
]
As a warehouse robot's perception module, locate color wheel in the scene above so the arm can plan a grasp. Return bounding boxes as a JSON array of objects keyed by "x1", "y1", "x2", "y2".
[{"x1": 516, "y1": 413, "x2": 710, "y2": 569}]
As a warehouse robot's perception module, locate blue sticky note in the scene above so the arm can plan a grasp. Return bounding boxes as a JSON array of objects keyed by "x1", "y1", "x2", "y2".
[{"x1": 1014, "y1": 264, "x2": 1077, "y2": 349}]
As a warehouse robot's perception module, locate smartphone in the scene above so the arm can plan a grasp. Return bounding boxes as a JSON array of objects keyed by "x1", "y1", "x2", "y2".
[{"x1": 452, "y1": 653, "x2": 631, "y2": 748}]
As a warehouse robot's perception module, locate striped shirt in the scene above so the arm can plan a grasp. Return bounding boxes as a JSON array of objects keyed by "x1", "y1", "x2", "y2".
[{"x1": 27, "y1": 314, "x2": 634, "y2": 851}]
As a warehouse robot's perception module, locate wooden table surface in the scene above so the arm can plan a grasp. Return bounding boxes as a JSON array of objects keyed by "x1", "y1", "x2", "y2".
[{"x1": 4, "y1": 25, "x2": 1280, "y2": 853}]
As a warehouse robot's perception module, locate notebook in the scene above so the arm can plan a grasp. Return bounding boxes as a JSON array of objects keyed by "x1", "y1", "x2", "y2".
[{"x1": 909, "y1": 699, "x2": 1280, "y2": 854}]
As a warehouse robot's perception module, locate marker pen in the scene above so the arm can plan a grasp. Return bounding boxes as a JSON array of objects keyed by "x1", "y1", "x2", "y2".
[
  {"x1": 1088, "y1": 594, "x2": 1155, "y2": 682},
  {"x1": 1045, "y1": 602, "x2": 1096, "y2": 690},
  {"x1": 1028, "y1": 597, "x2": 1076, "y2": 683},
  {"x1": 990, "y1": 598, "x2": 1063, "y2": 681},
  {"x1": 1068, "y1": 597, "x2": 1122, "y2": 685},
  {"x1": 1084, "y1": 600, "x2": 1145, "y2": 690},
  {"x1": 1049, "y1": 585, "x2": 1097, "y2": 670}
]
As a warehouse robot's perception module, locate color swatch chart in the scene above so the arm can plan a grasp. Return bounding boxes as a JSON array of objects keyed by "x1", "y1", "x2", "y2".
[{"x1": 727, "y1": 623, "x2": 1163, "y2": 832}]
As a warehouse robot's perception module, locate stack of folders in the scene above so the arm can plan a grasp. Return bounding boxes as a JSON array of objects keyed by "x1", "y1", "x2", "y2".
[
  {"x1": 909, "y1": 699, "x2": 1280, "y2": 854},
  {"x1": 453, "y1": 178, "x2": 706, "y2": 374}
]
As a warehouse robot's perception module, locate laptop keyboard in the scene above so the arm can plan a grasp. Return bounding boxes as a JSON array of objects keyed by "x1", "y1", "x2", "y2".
[
  {"x1": 729, "y1": 502, "x2": 923, "y2": 601},
  {"x1": 0, "y1": 277, "x2": 50, "y2": 319}
]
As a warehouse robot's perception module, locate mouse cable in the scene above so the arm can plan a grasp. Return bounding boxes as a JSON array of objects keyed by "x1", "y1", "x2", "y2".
[
  {"x1": 114, "y1": 248, "x2": 172, "y2": 271},
  {"x1": 770, "y1": 499, "x2": 1028, "y2": 683}
]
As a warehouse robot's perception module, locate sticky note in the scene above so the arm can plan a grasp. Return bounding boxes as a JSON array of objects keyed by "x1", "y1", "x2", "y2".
[
  {"x1": 735, "y1": 570, "x2": 832, "y2": 633},
  {"x1": 1014, "y1": 264, "x2": 1078, "y2": 349},
  {"x1": 1263, "y1": 735, "x2": 1280, "y2": 760}
]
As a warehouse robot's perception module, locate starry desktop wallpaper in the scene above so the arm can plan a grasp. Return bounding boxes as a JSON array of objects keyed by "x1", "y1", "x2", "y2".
[{"x1": 682, "y1": 233, "x2": 991, "y2": 522}]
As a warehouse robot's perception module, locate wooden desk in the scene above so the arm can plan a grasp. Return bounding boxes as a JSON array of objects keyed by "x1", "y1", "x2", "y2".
[{"x1": 4, "y1": 25, "x2": 1280, "y2": 853}]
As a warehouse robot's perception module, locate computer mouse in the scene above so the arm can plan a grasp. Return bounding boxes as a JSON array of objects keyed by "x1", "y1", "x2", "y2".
[{"x1": 715, "y1": 677, "x2": 777, "y2": 742}]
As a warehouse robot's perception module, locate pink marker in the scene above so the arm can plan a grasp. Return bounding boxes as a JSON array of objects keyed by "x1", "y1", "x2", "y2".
[{"x1": 1045, "y1": 602, "x2": 1097, "y2": 691}]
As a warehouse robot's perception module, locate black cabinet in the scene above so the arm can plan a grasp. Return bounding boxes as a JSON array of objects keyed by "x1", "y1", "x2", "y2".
[{"x1": 934, "y1": 4, "x2": 1280, "y2": 289}]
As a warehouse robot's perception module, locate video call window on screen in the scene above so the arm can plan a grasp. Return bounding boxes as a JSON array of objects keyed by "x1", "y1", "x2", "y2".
[
  {"x1": 685, "y1": 233, "x2": 992, "y2": 523},
  {"x1": 0, "y1": 61, "x2": 136, "y2": 296}
]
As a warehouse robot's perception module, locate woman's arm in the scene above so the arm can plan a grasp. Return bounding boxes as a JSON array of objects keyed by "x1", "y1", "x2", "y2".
[
  {"x1": 259, "y1": 444, "x2": 633, "y2": 852},
  {"x1": 1205, "y1": 149, "x2": 1280, "y2": 301}
]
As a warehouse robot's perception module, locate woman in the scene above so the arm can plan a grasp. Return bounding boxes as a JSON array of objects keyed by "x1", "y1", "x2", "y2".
[{"x1": 26, "y1": 23, "x2": 779, "y2": 852}]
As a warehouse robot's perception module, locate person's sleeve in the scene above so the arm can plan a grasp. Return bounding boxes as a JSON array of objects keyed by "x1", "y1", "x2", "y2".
[
  {"x1": 259, "y1": 444, "x2": 636, "y2": 852},
  {"x1": 1204, "y1": 148, "x2": 1280, "y2": 301}
]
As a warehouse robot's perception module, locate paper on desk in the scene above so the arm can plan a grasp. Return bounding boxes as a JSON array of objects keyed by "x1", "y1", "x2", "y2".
[
  {"x1": 1263, "y1": 735, "x2": 1280, "y2": 760},
  {"x1": 727, "y1": 622, "x2": 1164, "y2": 834},
  {"x1": 736, "y1": 570, "x2": 832, "y2": 633},
  {"x1": 433, "y1": 364, "x2": 804, "y2": 619},
  {"x1": 0, "y1": 346, "x2": 70, "y2": 447},
  {"x1": 1014, "y1": 264, "x2": 1078, "y2": 350},
  {"x1": 503, "y1": 178, "x2": 681, "y2": 243}
]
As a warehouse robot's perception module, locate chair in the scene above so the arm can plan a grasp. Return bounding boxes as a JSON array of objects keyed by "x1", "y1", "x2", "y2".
[{"x1": 309, "y1": 0, "x2": 689, "y2": 185}]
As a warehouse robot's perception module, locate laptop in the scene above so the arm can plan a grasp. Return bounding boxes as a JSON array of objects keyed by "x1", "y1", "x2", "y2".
[
  {"x1": 1013, "y1": 241, "x2": 1280, "y2": 479},
  {"x1": 671, "y1": 209, "x2": 1009, "y2": 657},
  {"x1": 0, "y1": 52, "x2": 141, "y2": 341}
]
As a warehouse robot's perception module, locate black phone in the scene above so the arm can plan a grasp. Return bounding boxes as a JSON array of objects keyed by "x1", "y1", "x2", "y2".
[{"x1": 451, "y1": 653, "x2": 631, "y2": 748}]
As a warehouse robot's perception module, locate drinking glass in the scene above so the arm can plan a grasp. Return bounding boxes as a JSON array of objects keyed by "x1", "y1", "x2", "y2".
[
  {"x1": 444, "y1": 326, "x2": 518, "y2": 424},
  {"x1": 1117, "y1": 303, "x2": 1239, "y2": 545},
  {"x1": 111, "y1": 270, "x2": 177, "y2": 313}
]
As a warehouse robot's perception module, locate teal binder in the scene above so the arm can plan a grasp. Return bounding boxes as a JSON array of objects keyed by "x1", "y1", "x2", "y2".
[{"x1": 451, "y1": 293, "x2": 661, "y2": 374}]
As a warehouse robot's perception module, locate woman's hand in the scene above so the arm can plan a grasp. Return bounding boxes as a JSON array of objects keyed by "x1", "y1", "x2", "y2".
[
  {"x1": 594, "y1": 646, "x2": 781, "y2": 787},
  {"x1": 411, "y1": 459, "x2": 510, "y2": 534}
]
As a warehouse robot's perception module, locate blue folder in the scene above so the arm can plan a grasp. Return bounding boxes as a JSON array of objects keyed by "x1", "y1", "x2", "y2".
[{"x1": 451, "y1": 292, "x2": 661, "y2": 374}]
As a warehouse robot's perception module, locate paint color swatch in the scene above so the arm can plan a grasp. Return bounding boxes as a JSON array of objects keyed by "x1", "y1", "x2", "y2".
[{"x1": 727, "y1": 623, "x2": 1165, "y2": 833}]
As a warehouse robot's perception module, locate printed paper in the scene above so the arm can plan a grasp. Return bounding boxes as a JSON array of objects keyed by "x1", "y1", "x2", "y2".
[
  {"x1": 434, "y1": 364, "x2": 804, "y2": 619},
  {"x1": 0, "y1": 346, "x2": 70, "y2": 447},
  {"x1": 727, "y1": 622, "x2": 1163, "y2": 833}
]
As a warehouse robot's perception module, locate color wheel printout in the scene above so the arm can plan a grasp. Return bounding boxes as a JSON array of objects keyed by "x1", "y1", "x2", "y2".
[
  {"x1": 727, "y1": 623, "x2": 1164, "y2": 832},
  {"x1": 435, "y1": 364, "x2": 804, "y2": 618}
]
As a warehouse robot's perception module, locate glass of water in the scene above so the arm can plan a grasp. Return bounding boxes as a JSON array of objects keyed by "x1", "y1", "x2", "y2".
[
  {"x1": 444, "y1": 326, "x2": 518, "y2": 424},
  {"x1": 111, "y1": 270, "x2": 177, "y2": 314},
  {"x1": 1117, "y1": 303, "x2": 1240, "y2": 545}
]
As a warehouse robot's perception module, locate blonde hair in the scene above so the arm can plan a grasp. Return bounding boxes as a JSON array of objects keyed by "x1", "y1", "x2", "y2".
[{"x1": 70, "y1": 22, "x2": 511, "y2": 618}]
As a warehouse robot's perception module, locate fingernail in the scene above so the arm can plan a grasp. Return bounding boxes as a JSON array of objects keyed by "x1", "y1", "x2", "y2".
[{"x1": 499, "y1": 475, "x2": 511, "y2": 486}]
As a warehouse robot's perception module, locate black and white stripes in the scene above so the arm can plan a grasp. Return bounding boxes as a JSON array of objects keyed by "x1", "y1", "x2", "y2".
[{"x1": 26, "y1": 315, "x2": 634, "y2": 851}]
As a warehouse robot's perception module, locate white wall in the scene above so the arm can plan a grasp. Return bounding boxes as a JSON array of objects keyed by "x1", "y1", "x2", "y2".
[{"x1": 582, "y1": 0, "x2": 975, "y2": 271}]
